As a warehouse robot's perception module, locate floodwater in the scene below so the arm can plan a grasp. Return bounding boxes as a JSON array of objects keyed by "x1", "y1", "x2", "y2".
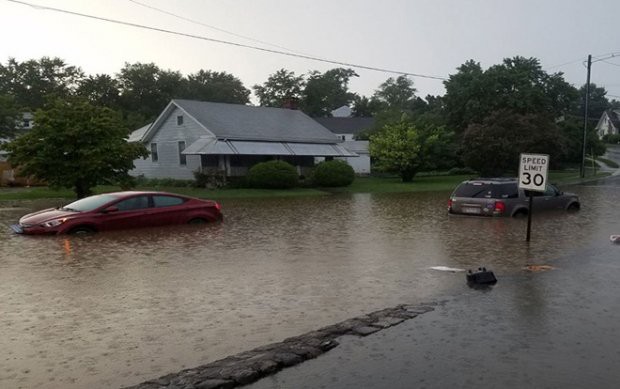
[{"x1": 0, "y1": 179, "x2": 618, "y2": 388}]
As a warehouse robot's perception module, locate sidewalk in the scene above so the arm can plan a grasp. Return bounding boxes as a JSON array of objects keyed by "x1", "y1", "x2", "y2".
[{"x1": 247, "y1": 242, "x2": 620, "y2": 389}]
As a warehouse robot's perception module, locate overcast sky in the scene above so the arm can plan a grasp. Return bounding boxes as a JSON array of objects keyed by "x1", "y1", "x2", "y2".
[{"x1": 1, "y1": 0, "x2": 619, "y2": 103}]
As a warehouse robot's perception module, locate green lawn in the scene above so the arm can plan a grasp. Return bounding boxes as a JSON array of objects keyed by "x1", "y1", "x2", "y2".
[{"x1": 0, "y1": 170, "x2": 609, "y2": 202}]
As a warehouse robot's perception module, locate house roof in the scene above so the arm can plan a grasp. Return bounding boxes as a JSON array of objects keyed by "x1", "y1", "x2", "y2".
[
  {"x1": 128, "y1": 123, "x2": 151, "y2": 142},
  {"x1": 314, "y1": 117, "x2": 375, "y2": 136},
  {"x1": 171, "y1": 99, "x2": 340, "y2": 144},
  {"x1": 596, "y1": 109, "x2": 620, "y2": 136},
  {"x1": 182, "y1": 138, "x2": 357, "y2": 157},
  {"x1": 608, "y1": 110, "x2": 620, "y2": 130}
]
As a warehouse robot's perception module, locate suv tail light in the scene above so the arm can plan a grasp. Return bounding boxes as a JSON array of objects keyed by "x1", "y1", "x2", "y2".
[{"x1": 494, "y1": 200, "x2": 506, "y2": 214}]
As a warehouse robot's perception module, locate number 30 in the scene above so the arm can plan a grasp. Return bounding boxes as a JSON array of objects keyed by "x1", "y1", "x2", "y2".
[{"x1": 521, "y1": 172, "x2": 544, "y2": 186}]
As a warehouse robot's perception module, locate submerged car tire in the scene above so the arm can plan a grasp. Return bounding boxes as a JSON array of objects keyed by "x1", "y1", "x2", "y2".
[
  {"x1": 188, "y1": 217, "x2": 208, "y2": 225},
  {"x1": 567, "y1": 203, "x2": 580, "y2": 212},
  {"x1": 68, "y1": 226, "x2": 96, "y2": 235},
  {"x1": 512, "y1": 209, "x2": 528, "y2": 218}
]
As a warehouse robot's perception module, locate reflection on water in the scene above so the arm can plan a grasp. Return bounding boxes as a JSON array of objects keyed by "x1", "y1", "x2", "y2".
[{"x1": 0, "y1": 183, "x2": 618, "y2": 388}]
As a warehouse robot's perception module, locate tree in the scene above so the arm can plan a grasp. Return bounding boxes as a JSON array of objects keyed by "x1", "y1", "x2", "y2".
[
  {"x1": 117, "y1": 62, "x2": 186, "y2": 121},
  {"x1": 558, "y1": 117, "x2": 605, "y2": 164},
  {"x1": 370, "y1": 120, "x2": 455, "y2": 182},
  {"x1": 302, "y1": 68, "x2": 358, "y2": 117},
  {"x1": 0, "y1": 57, "x2": 83, "y2": 110},
  {"x1": 574, "y1": 83, "x2": 610, "y2": 122},
  {"x1": 186, "y1": 70, "x2": 250, "y2": 104},
  {"x1": 253, "y1": 69, "x2": 305, "y2": 107},
  {"x1": 3, "y1": 98, "x2": 148, "y2": 198},
  {"x1": 443, "y1": 57, "x2": 579, "y2": 133},
  {"x1": 77, "y1": 74, "x2": 121, "y2": 109},
  {"x1": 461, "y1": 110, "x2": 566, "y2": 176},
  {"x1": 0, "y1": 94, "x2": 18, "y2": 139},
  {"x1": 372, "y1": 75, "x2": 416, "y2": 112}
]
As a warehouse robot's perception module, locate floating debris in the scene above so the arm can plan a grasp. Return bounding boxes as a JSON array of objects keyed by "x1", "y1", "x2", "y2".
[
  {"x1": 610, "y1": 235, "x2": 620, "y2": 244},
  {"x1": 430, "y1": 266, "x2": 465, "y2": 272},
  {"x1": 524, "y1": 264, "x2": 555, "y2": 272},
  {"x1": 466, "y1": 267, "x2": 497, "y2": 285}
]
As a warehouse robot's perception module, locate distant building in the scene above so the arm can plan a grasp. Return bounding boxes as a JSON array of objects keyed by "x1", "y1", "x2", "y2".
[
  {"x1": 595, "y1": 109, "x2": 620, "y2": 138},
  {"x1": 313, "y1": 117, "x2": 375, "y2": 174},
  {"x1": 330, "y1": 105, "x2": 352, "y2": 118}
]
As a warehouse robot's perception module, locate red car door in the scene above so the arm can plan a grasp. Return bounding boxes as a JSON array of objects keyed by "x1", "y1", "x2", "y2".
[
  {"x1": 147, "y1": 194, "x2": 188, "y2": 226},
  {"x1": 98, "y1": 195, "x2": 152, "y2": 231}
]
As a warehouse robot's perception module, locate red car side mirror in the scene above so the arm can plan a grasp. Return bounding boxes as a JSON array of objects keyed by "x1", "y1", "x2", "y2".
[{"x1": 103, "y1": 206, "x2": 119, "y2": 213}]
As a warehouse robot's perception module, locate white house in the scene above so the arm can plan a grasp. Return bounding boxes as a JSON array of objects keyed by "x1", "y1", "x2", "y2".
[
  {"x1": 313, "y1": 117, "x2": 374, "y2": 174},
  {"x1": 595, "y1": 109, "x2": 620, "y2": 138},
  {"x1": 128, "y1": 99, "x2": 357, "y2": 179}
]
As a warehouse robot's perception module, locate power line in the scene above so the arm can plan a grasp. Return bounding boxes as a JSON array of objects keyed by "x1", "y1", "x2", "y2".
[
  {"x1": 601, "y1": 60, "x2": 620, "y2": 68},
  {"x1": 545, "y1": 57, "x2": 586, "y2": 70},
  {"x1": 127, "y1": 0, "x2": 312, "y2": 57},
  {"x1": 5, "y1": 0, "x2": 447, "y2": 81}
]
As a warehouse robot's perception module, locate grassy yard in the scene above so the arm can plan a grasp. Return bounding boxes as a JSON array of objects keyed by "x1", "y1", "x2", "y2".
[{"x1": 0, "y1": 169, "x2": 609, "y2": 202}]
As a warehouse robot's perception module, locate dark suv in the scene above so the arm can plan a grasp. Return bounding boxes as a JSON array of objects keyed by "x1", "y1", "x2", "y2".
[{"x1": 448, "y1": 178, "x2": 580, "y2": 217}]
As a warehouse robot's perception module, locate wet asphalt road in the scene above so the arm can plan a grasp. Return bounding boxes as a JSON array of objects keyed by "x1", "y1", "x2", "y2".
[
  {"x1": 247, "y1": 178, "x2": 620, "y2": 389},
  {"x1": 248, "y1": 240, "x2": 620, "y2": 389}
]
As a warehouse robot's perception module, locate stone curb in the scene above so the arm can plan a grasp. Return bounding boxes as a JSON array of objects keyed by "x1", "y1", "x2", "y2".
[{"x1": 122, "y1": 303, "x2": 436, "y2": 389}]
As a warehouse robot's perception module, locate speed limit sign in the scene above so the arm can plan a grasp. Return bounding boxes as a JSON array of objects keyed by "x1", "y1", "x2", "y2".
[{"x1": 518, "y1": 153, "x2": 549, "y2": 192}]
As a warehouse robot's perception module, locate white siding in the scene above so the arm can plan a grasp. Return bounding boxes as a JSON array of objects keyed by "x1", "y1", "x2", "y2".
[
  {"x1": 336, "y1": 155, "x2": 371, "y2": 174},
  {"x1": 130, "y1": 107, "x2": 213, "y2": 179}
]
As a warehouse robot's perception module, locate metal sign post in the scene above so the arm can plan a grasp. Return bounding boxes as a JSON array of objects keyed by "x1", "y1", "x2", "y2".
[{"x1": 518, "y1": 153, "x2": 550, "y2": 242}]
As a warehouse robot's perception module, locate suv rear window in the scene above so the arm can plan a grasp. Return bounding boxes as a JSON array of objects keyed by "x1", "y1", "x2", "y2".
[{"x1": 454, "y1": 182, "x2": 518, "y2": 199}]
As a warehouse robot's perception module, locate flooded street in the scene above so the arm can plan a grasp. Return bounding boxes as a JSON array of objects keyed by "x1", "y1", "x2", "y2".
[{"x1": 0, "y1": 181, "x2": 618, "y2": 388}]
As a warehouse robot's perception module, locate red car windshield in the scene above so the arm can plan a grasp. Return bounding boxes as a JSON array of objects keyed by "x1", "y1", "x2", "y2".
[{"x1": 62, "y1": 194, "x2": 120, "y2": 212}]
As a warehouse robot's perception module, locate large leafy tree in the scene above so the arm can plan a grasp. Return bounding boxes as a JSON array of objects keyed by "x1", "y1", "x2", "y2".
[
  {"x1": 443, "y1": 57, "x2": 579, "y2": 133},
  {"x1": 370, "y1": 120, "x2": 455, "y2": 182},
  {"x1": 558, "y1": 117, "x2": 605, "y2": 164},
  {"x1": 186, "y1": 70, "x2": 250, "y2": 104},
  {"x1": 117, "y1": 62, "x2": 186, "y2": 121},
  {"x1": 461, "y1": 110, "x2": 566, "y2": 176},
  {"x1": 302, "y1": 68, "x2": 358, "y2": 117},
  {"x1": 3, "y1": 98, "x2": 148, "y2": 198},
  {"x1": 574, "y1": 83, "x2": 611, "y2": 122},
  {"x1": 253, "y1": 69, "x2": 305, "y2": 108},
  {"x1": 372, "y1": 75, "x2": 417, "y2": 112},
  {"x1": 0, "y1": 94, "x2": 18, "y2": 139},
  {"x1": 77, "y1": 74, "x2": 121, "y2": 109},
  {"x1": 0, "y1": 57, "x2": 83, "y2": 110}
]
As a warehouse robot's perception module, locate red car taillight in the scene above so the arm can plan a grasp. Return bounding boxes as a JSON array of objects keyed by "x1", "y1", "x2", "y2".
[
  {"x1": 214, "y1": 202, "x2": 222, "y2": 211},
  {"x1": 448, "y1": 198, "x2": 453, "y2": 210},
  {"x1": 494, "y1": 200, "x2": 506, "y2": 214}
]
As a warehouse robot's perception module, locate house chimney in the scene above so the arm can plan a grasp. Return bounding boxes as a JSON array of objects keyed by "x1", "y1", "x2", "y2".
[{"x1": 282, "y1": 97, "x2": 300, "y2": 110}]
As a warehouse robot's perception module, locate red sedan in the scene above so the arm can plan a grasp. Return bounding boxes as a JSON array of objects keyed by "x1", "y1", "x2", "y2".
[{"x1": 10, "y1": 191, "x2": 223, "y2": 235}]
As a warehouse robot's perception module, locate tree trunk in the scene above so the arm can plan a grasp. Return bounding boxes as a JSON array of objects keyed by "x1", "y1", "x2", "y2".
[
  {"x1": 400, "y1": 169, "x2": 416, "y2": 182},
  {"x1": 74, "y1": 181, "x2": 92, "y2": 199}
]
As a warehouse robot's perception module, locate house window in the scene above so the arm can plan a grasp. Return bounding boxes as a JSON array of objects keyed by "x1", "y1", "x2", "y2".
[
  {"x1": 177, "y1": 115, "x2": 184, "y2": 125},
  {"x1": 341, "y1": 135, "x2": 346, "y2": 141},
  {"x1": 178, "y1": 141, "x2": 186, "y2": 165},
  {"x1": 23, "y1": 119, "x2": 31, "y2": 128},
  {"x1": 150, "y1": 143, "x2": 158, "y2": 162}
]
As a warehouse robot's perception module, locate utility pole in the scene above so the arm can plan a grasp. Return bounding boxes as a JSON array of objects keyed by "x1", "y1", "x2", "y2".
[{"x1": 581, "y1": 54, "x2": 592, "y2": 179}]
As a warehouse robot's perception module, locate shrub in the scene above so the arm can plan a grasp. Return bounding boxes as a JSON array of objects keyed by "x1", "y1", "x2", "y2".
[
  {"x1": 312, "y1": 160, "x2": 355, "y2": 187},
  {"x1": 193, "y1": 169, "x2": 226, "y2": 189},
  {"x1": 247, "y1": 160, "x2": 298, "y2": 189},
  {"x1": 133, "y1": 176, "x2": 194, "y2": 188},
  {"x1": 603, "y1": 134, "x2": 620, "y2": 144},
  {"x1": 448, "y1": 166, "x2": 478, "y2": 175}
]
